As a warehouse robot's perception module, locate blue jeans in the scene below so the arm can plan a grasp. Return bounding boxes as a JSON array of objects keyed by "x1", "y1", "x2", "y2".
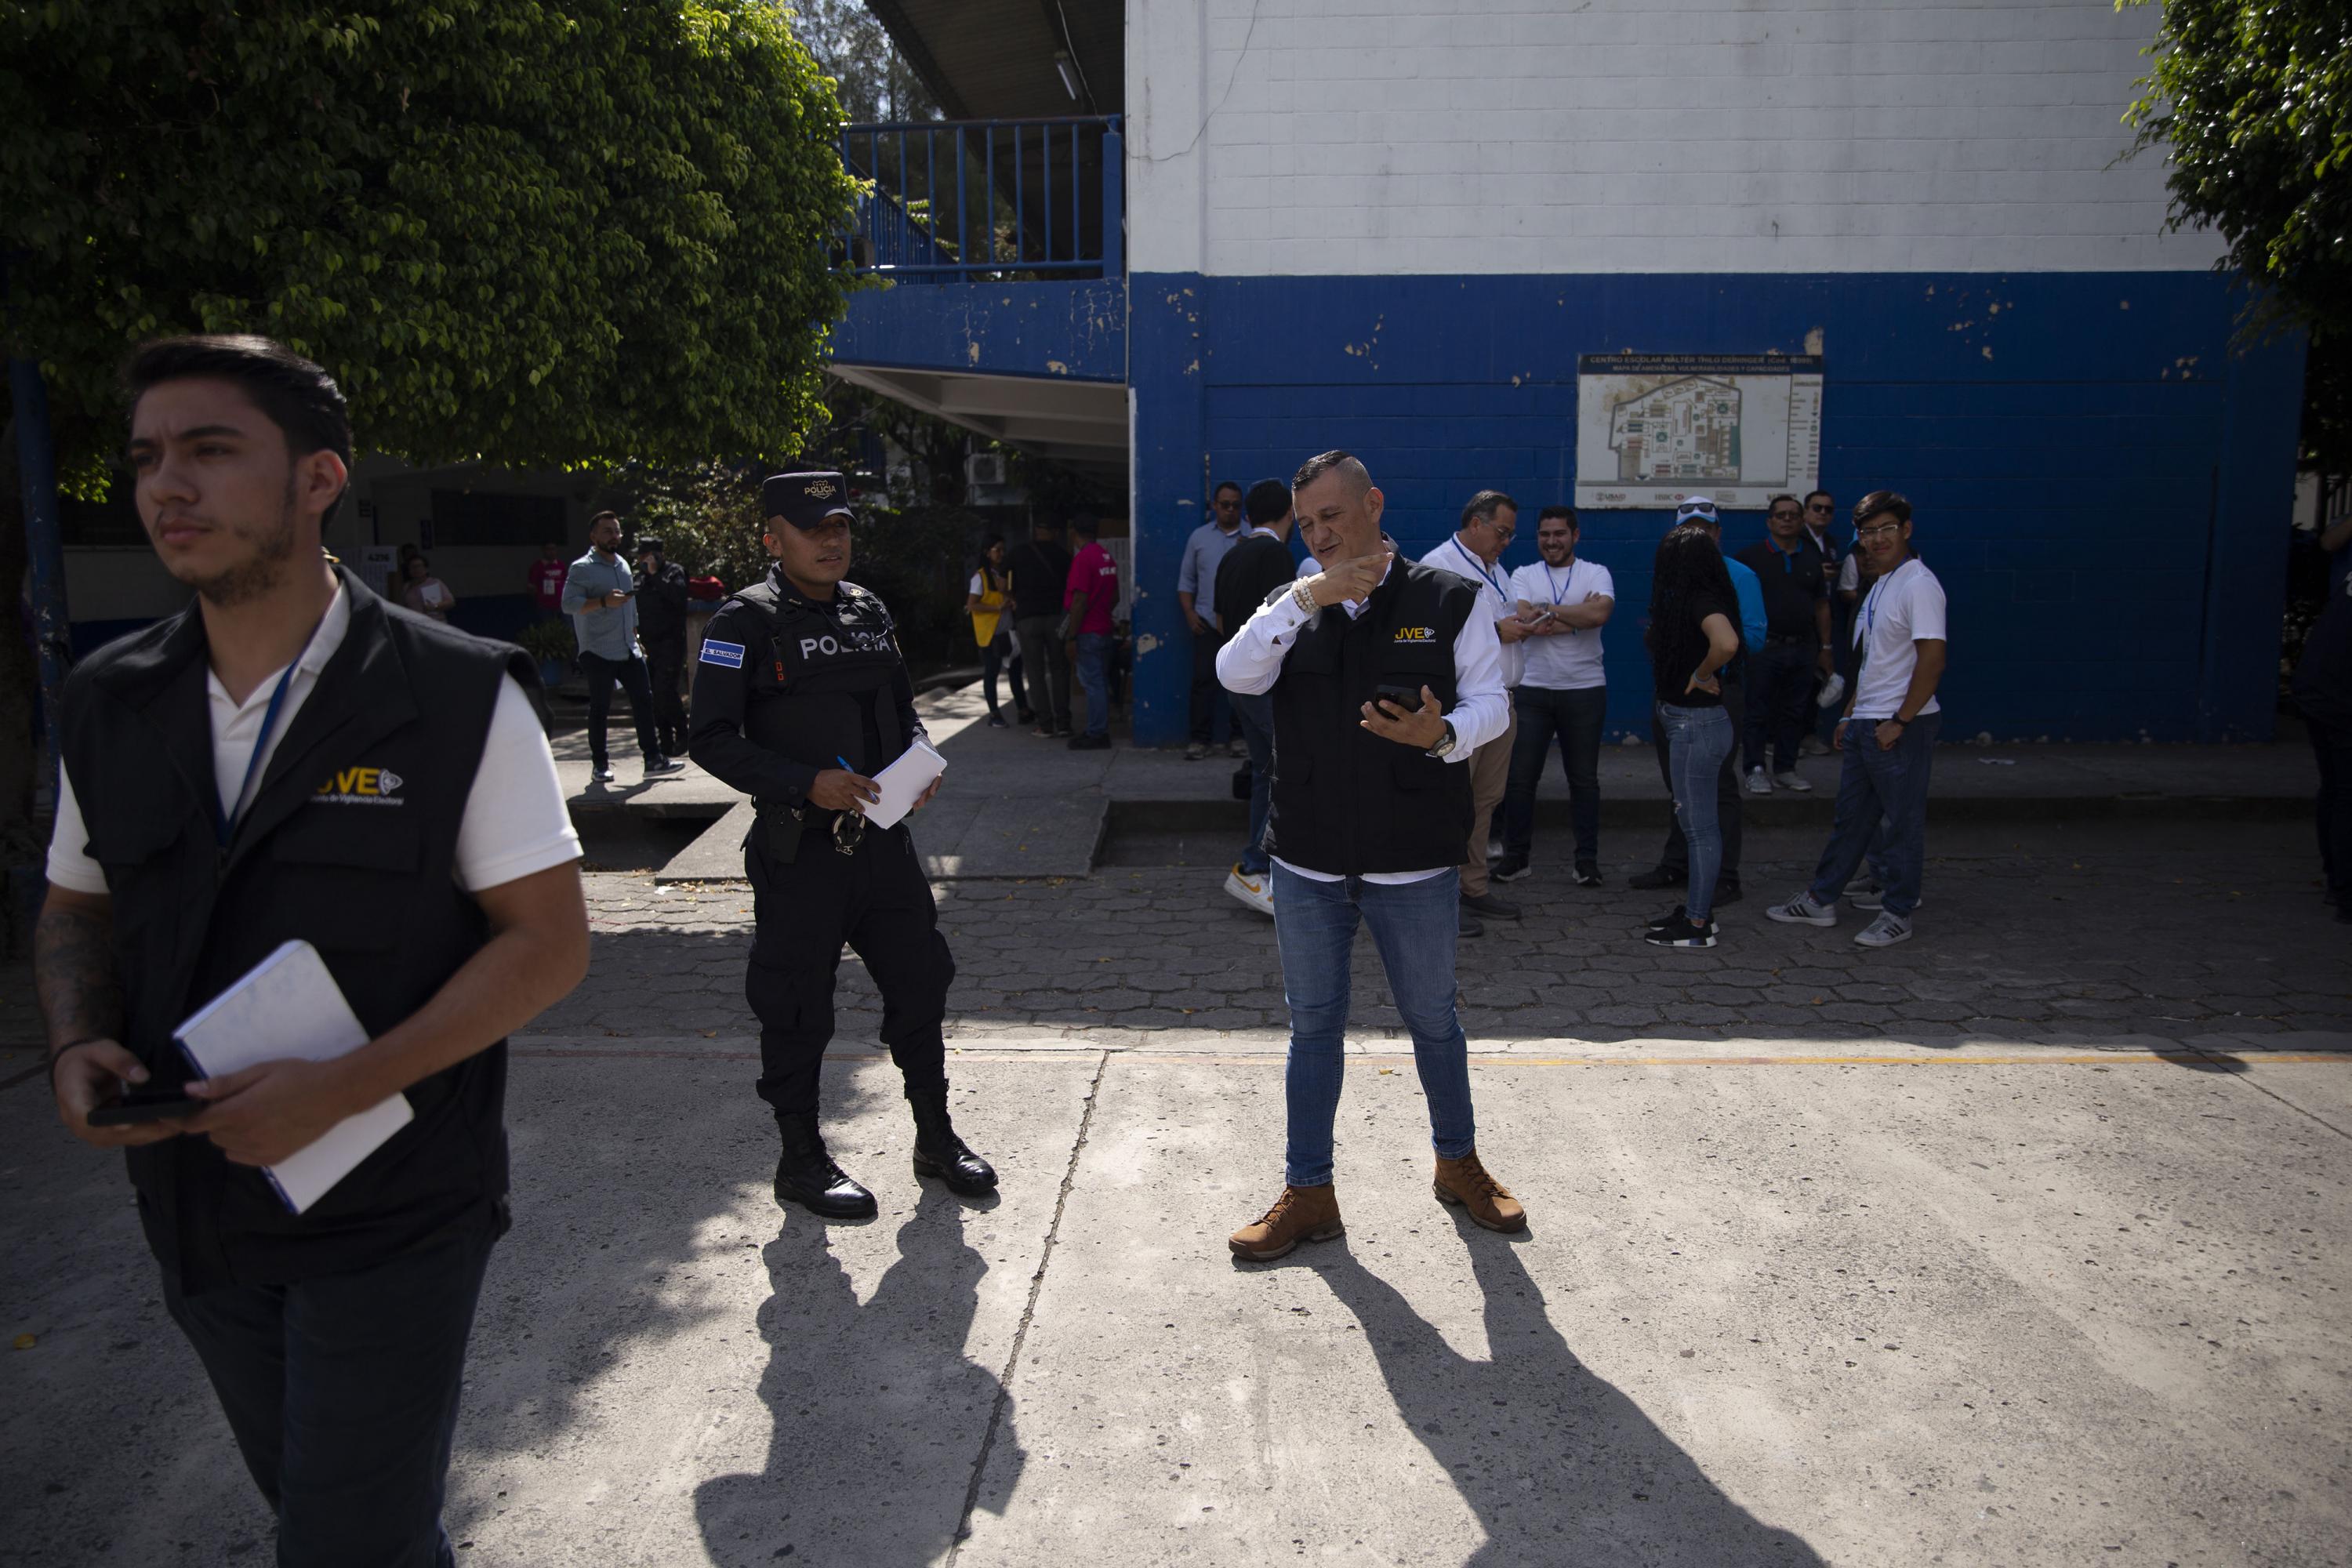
[
  {"x1": 1659, "y1": 701, "x2": 1737, "y2": 922},
  {"x1": 1809, "y1": 710, "x2": 1940, "y2": 916},
  {"x1": 1272, "y1": 864, "x2": 1475, "y2": 1187},
  {"x1": 1074, "y1": 632, "x2": 1113, "y2": 739},
  {"x1": 1230, "y1": 689, "x2": 1276, "y2": 873},
  {"x1": 162, "y1": 1210, "x2": 500, "y2": 1568},
  {"x1": 1502, "y1": 684, "x2": 1606, "y2": 862}
]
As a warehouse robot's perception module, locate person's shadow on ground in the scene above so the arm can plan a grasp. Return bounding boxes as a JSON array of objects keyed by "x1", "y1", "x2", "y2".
[
  {"x1": 1310, "y1": 1221, "x2": 1825, "y2": 1566},
  {"x1": 694, "y1": 1183, "x2": 1017, "y2": 1566}
]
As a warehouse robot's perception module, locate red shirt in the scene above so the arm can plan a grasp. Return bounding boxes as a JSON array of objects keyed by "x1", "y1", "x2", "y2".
[
  {"x1": 1065, "y1": 543, "x2": 1119, "y2": 636},
  {"x1": 528, "y1": 557, "x2": 568, "y2": 608}
]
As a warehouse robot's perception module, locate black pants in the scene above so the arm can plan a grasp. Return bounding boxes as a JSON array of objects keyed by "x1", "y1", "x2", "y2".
[
  {"x1": 1744, "y1": 641, "x2": 1817, "y2": 775},
  {"x1": 644, "y1": 636, "x2": 691, "y2": 756},
  {"x1": 1652, "y1": 681, "x2": 1744, "y2": 885},
  {"x1": 745, "y1": 818, "x2": 953, "y2": 1117},
  {"x1": 162, "y1": 1210, "x2": 500, "y2": 1568},
  {"x1": 1014, "y1": 613, "x2": 1072, "y2": 730},
  {"x1": 1189, "y1": 625, "x2": 1231, "y2": 745},
  {"x1": 579, "y1": 649, "x2": 662, "y2": 768},
  {"x1": 982, "y1": 630, "x2": 1029, "y2": 717},
  {"x1": 1502, "y1": 684, "x2": 1606, "y2": 863},
  {"x1": 2313, "y1": 715, "x2": 2352, "y2": 906}
]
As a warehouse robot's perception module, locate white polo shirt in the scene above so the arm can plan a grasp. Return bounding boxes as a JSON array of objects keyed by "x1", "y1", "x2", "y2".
[{"x1": 47, "y1": 583, "x2": 582, "y2": 896}]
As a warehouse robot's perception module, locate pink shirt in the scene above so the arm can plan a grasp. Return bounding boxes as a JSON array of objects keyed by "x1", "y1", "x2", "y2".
[{"x1": 1065, "y1": 542, "x2": 1119, "y2": 636}]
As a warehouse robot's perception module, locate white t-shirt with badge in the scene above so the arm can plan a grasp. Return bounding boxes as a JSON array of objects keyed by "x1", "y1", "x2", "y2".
[
  {"x1": 46, "y1": 583, "x2": 581, "y2": 897},
  {"x1": 1506, "y1": 558, "x2": 1613, "y2": 691},
  {"x1": 1848, "y1": 557, "x2": 1947, "y2": 722}
]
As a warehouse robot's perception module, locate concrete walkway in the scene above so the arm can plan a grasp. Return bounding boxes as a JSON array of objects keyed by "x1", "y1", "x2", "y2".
[{"x1": 5, "y1": 1039, "x2": 2345, "y2": 1565}]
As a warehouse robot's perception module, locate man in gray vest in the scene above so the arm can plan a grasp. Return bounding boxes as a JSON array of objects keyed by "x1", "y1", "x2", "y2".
[
  {"x1": 689, "y1": 473, "x2": 996, "y2": 1219},
  {"x1": 40, "y1": 334, "x2": 590, "y2": 1566},
  {"x1": 1215, "y1": 450, "x2": 1527, "y2": 1261}
]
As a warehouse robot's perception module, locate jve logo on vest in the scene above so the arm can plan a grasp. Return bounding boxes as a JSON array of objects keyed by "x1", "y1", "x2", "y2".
[{"x1": 314, "y1": 766, "x2": 406, "y2": 805}]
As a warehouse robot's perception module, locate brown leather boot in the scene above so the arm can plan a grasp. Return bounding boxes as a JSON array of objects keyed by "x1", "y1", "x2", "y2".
[
  {"x1": 1433, "y1": 1151, "x2": 1526, "y2": 1232},
  {"x1": 1228, "y1": 1184, "x2": 1345, "y2": 1261}
]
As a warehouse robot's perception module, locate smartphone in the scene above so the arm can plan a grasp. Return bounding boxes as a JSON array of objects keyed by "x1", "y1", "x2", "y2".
[
  {"x1": 1373, "y1": 682, "x2": 1425, "y2": 709},
  {"x1": 87, "y1": 1087, "x2": 200, "y2": 1127}
]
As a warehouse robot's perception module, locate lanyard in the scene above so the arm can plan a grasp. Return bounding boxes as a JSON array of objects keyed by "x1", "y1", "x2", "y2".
[
  {"x1": 1446, "y1": 537, "x2": 1508, "y2": 601},
  {"x1": 1860, "y1": 560, "x2": 1907, "y2": 645},
  {"x1": 210, "y1": 658, "x2": 303, "y2": 847},
  {"x1": 1540, "y1": 560, "x2": 1578, "y2": 605}
]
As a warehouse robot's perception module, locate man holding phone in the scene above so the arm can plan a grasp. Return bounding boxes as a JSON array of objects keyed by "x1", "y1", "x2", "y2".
[
  {"x1": 1216, "y1": 450, "x2": 1524, "y2": 1261},
  {"x1": 563, "y1": 509, "x2": 682, "y2": 784},
  {"x1": 40, "y1": 334, "x2": 590, "y2": 1566}
]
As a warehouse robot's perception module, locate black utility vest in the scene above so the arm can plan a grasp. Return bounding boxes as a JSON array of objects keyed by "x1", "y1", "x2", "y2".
[
  {"x1": 728, "y1": 573, "x2": 906, "y2": 781},
  {"x1": 1263, "y1": 561, "x2": 1478, "y2": 876},
  {"x1": 58, "y1": 568, "x2": 535, "y2": 1292}
]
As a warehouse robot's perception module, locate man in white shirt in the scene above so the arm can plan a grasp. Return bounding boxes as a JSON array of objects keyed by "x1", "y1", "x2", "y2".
[
  {"x1": 1176, "y1": 481, "x2": 1247, "y2": 759},
  {"x1": 1218, "y1": 450, "x2": 1526, "y2": 1258},
  {"x1": 1768, "y1": 491, "x2": 1948, "y2": 948},
  {"x1": 1418, "y1": 491, "x2": 1536, "y2": 932},
  {"x1": 1497, "y1": 506, "x2": 1614, "y2": 884},
  {"x1": 38, "y1": 334, "x2": 589, "y2": 1565}
]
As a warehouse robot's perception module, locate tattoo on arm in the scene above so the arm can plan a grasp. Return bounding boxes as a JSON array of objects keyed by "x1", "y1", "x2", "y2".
[{"x1": 34, "y1": 901, "x2": 123, "y2": 1052}]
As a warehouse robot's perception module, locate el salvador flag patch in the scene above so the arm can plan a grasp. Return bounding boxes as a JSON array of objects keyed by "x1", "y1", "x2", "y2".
[{"x1": 699, "y1": 638, "x2": 746, "y2": 669}]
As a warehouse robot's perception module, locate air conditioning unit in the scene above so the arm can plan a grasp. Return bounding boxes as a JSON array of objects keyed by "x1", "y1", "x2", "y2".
[{"x1": 965, "y1": 452, "x2": 1008, "y2": 488}]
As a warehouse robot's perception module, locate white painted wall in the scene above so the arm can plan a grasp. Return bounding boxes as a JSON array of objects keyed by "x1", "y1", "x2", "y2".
[{"x1": 1127, "y1": 0, "x2": 2224, "y2": 275}]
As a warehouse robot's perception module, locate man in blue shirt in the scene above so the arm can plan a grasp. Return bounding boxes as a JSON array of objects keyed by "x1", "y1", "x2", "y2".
[
  {"x1": 1631, "y1": 496, "x2": 1758, "y2": 902},
  {"x1": 562, "y1": 510, "x2": 684, "y2": 784},
  {"x1": 1176, "y1": 481, "x2": 1247, "y2": 759}
]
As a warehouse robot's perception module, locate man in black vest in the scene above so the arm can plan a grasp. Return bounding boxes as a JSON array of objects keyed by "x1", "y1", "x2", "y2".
[
  {"x1": 1216, "y1": 450, "x2": 1528, "y2": 1261},
  {"x1": 38, "y1": 335, "x2": 590, "y2": 1567},
  {"x1": 689, "y1": 472, "x2": 996, "y2": 1219}
]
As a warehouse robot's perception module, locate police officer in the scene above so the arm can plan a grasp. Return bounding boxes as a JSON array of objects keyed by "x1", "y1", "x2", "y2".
[
  {"x1": 689, "y1": 472, "x2": 996, "y2": 1218},
  {"x1": 39, "y1": 335, "x2": 590, "y2": 1565}
]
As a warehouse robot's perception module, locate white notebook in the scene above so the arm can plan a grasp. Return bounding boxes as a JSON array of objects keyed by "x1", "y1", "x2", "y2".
[
  {"x1": 175, "y1": 939, "x2": 413, "y2": 1215},
  {"x1": 862, "y1": 739, "x2": 947, "y2": 829}
]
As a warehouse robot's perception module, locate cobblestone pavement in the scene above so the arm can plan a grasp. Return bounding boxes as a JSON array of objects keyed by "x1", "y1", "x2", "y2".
[{"x1": 534, "y1": 820, "x2": 2352, "y2": 1052}]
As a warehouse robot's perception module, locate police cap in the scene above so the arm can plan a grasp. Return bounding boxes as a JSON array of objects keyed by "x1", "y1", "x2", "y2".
[{"x1": 762, "y1": 471, "x2": 855, "y2": 531}]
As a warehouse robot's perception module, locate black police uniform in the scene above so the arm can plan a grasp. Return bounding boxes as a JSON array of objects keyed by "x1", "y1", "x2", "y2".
[
  {"x1": 688, "y1": 471, "x2": 995, "y2": 1218},
  {"x1": 56, "y1": 565, "x2": 532, "y2": 1563}
]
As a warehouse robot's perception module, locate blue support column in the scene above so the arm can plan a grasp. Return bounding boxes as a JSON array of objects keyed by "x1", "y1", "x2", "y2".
[
  {"x1": 11, "y1": 354, "x2": 70, "y2": 796},
  {"x1": 1127, "y1": 274, "x2": 1208, "y2": 746}
]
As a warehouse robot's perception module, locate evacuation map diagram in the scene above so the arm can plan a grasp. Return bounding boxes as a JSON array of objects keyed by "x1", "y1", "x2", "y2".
[{"x1": 1573, "y1": 354, "x2": 1824, "y2": 510}]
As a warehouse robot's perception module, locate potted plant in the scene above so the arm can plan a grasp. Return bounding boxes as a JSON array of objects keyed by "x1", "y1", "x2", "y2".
[{"x1": 517, "y1": 619, "x2": 574, "y2": 691}]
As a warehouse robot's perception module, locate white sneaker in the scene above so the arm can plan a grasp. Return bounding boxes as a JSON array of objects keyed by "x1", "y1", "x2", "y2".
[
  {"x1": 1765, "y1": 892, "x2": 1836, "y2": 927},
  {"x1": 1223, "y1": 864, "x2": 1274, "y2": 916},
  {"x1": 1855, "y1": 911, "x2": 1914, "y2": 948},
  {"x1": 1773, "y1": 770, "x2": 1812, "y2": 793},
  {"x1": 1744, "y1": 767, "x2": 1773, "y2": 796},
  {"x1": 1846, "y1": 883, "x2": 1923, "y2": 913}
]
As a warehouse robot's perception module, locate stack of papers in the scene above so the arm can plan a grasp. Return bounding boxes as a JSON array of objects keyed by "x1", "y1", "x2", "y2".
[{"x1": 175, "y1": 940, "x2": 412, "y2": 1214}]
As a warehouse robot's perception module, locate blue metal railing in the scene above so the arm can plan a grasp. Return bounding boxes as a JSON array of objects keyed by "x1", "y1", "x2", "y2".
[{"x1": 841, "y1": 116, "x2": 1123, "y2": 284}]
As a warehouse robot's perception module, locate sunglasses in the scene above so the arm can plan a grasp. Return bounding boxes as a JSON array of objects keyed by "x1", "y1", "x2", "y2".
[{"x1": 1806, "y1": 502, "x2": 1833, "y2": 513}]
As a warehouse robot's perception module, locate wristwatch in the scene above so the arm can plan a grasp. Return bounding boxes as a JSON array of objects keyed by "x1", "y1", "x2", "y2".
[{"x1": 1426, "y1": 720, "x2": 1458, "y2": 760}]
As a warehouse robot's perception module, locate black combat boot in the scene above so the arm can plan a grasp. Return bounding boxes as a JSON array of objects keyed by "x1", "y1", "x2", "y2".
[
  {"x1": 774, "y1": 1114, "x2": 877, "y2": 1219},
  {"x1": 908, "y1": 1081, "x2": 997, "y2": 1195}
]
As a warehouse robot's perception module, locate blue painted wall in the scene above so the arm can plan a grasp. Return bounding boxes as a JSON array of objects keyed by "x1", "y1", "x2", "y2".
[
  {"x1": 1127, "y1": 270, "x2": 2305, "y2": 746},
  {"x1": 832, "y1": 276, "x2": 1127, "y2": 382}
]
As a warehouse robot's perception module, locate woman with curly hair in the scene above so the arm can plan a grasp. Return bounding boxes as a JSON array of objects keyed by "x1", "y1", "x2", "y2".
[{"x1": 1642, "y1": 524, "x2": 1744, "y2": 948}]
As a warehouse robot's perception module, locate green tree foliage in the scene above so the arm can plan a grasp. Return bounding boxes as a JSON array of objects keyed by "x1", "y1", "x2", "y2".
[
  {"x1": 787, "y1": 0, "x2": 941, "y2": 123},
  {"x1": 0, "y1": 0, "x2": 864, "y2": 486},
  {"x1": 2122, "y1": 0, "x2": 2351, "y2": 467}
]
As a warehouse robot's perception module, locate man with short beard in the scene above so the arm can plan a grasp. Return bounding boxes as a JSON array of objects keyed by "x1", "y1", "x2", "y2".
[{"x1": 38, "y1": 334, "x2": 591, "y2": 1566}]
